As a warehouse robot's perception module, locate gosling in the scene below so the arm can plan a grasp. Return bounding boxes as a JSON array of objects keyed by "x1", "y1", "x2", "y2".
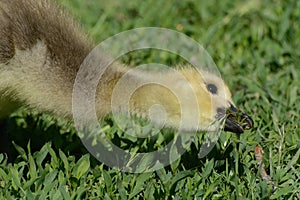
[{"x1": 0, "y1": 0, "x2": 253, "y2": 144}]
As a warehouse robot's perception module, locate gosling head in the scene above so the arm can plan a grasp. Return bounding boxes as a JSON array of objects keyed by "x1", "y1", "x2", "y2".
[{"x1": 178, "y1": 67, "x2": 254, "y2": 133}]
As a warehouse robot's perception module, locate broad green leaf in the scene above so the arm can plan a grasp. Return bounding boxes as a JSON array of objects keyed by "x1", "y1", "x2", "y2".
[{"x1": 72, "y1": 154, "x2": 90, "y2": 179}]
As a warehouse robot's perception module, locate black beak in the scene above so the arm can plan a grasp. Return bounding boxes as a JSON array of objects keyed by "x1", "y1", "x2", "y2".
[{"x1": 222, "y1": 104, "x2": 254, "y2": 134}]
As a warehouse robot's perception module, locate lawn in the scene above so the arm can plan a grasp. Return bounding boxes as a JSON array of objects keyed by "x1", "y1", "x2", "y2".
[{"x1": 0, "y1": 0, "x2": 299, "y2": 199}]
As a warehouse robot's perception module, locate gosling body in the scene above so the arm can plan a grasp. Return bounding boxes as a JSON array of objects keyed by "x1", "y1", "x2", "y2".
[{"x1": 0, "y1": 0, "x2": 253, "y2": 134}]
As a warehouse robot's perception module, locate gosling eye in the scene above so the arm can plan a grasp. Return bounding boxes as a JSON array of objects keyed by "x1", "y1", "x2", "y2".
[{"x1": 206, "y1": 83, "x2": 218, "y2": 95}]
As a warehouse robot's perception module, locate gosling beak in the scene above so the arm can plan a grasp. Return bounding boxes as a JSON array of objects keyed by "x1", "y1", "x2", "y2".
[{"x1": 223, "y1": 104, "x2": 254, "y2": 134}]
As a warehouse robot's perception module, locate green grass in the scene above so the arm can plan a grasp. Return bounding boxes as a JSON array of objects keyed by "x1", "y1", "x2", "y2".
[{"x1": 1, "y1": 0, "x2": 300, "y2": 199}]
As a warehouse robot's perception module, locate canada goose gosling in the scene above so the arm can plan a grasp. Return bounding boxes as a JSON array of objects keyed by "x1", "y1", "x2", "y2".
[{"x1": 0, "y1": 0, "x2": 253, "y2": 134}]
